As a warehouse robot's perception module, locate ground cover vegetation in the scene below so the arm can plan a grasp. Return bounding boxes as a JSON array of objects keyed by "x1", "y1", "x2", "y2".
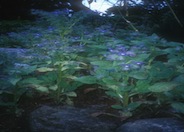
[{"x1": 0, "y1": 0, "x2": 184, "y2": 131}]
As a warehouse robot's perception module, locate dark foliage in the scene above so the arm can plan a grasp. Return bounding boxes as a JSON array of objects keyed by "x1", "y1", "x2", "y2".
[
  {"x1": 107, "y1": 0, "x2": 184, "y2": 42},
  {"x1": 0, "y1": 0, "x2": 91, "y2": 20},
  {"x1": 0, "y1": 0, "x2": 32, "y2": 20}
]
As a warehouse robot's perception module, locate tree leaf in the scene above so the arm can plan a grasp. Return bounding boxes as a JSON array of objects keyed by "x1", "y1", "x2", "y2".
[{"x1": 148, "y1": 82, "x2": 179, "y2": 92}]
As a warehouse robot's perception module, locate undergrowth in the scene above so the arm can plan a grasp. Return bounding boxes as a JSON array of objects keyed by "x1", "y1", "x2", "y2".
[{"x1": 0, "y1": 10, "x2": 184, "y2": 119}]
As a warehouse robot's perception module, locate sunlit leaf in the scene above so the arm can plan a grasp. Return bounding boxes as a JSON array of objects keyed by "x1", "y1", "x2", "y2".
[
  {"x1": 37, "y1": 67, "x2": 54, "y2": 72},
  {"x1": 65, "y1": 92, "x2": 77, "y2": 97},
  {"x1": 148, "y1": 82, "x2": 179, "y2": 92},
  {"x1": 49, "y1": 85, "x2": 58, "y2": 91},
  {"x1": 30, "y1": 84, "x2": 49, "y2": 93}
]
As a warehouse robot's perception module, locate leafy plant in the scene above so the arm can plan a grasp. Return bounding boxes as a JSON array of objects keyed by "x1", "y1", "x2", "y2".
[
  {"x1": 20, "y1": 52, "x2": 87, "y2": 104},
  {"x1": 70, "y1": 33, "x2": 184, "y2": 116},
  {"x1": 0, "y1": 65, "x2": 37, "y2": 116}
]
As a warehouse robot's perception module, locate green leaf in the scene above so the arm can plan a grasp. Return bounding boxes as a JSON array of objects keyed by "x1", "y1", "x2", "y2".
[
  {"x1": 102, "y1": 77, "x2": 119, "y2": 85},
  {"x1": 65, "y1": 92, "x2": 77, "y2": 97},
  {"x1": 134, "y1": 54, "x2": 150, "y2": 62},
  {"x1": 74, "y1": 76, "x2": 96, "y2": 84},
  {"x1": 90, "y1": 61, "x2": 112, "y2": 69},
  {"x1": 87, "y1": 45, "x2": 107, "y2": 50},
  {"x1": 105, "y1": 91, "x2": 118, "y2": 98},
  {"x1": 49, "y1": 85, "x2": 58, "y2": 91},
  {"x1": 171, "y1": 102, "x2": 184, "y2": 114},
  {"x1": 37, "y1": 67, "x2": 54, "y2": 72},
  {"x1": 30, "y1": 84, "x2": 49, "y2": 93},
  {"x1": 9, "y1": 76, "x2": 22, "y2": 86},
  {"x1": 111, "y1": 105, "x2": 123, "y2": 110},
  {"x1": 134, "y1": 80, "x2": 150, "y2": 93},
  {"x1": 148, "y1": 82, "x2": 179, "y2": 92},
  {"x1": 128, "y1": 71, "x2": 148, "y2": 80},
  {"x1": 173, "y1": 74, "x2": 184, "y2": 84},
  {"x1": 127, "y1": 102, "x2": 141, "y2": 111},
  {"x1": 21, "y1": 65, "x2": 37, "y2": 75},
  {"x1": 20, "y1": 78, "x2": 43, "y2": 85}
]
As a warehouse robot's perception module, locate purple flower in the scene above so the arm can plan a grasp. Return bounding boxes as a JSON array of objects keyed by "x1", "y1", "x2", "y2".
[
  {"x1": 122, "y1": 65, "x2": 130, "y2": 71},
  {"x1": 126, "y1": 51, "x2": 136, "y2": 57}
]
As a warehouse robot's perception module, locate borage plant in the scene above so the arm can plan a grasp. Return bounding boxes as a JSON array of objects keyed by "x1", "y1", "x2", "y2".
[
  {"x1": 20, "y1": 53, "x2": 87, "y2": 105},
  {"x1": 71, "y1": 33, "x2": 184, "y2": 117},
  {"x1": 0, "y1": 65, "x2": 37, "y2": 116}
]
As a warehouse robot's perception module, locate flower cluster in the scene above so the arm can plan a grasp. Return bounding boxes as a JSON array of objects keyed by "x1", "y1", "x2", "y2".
[{"x1": 104, "y1": 44, "x2": 147, "y2": 71}]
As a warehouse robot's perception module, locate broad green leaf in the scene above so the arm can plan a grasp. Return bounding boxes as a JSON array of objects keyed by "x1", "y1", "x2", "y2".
[
  {"x1": 176, "y1": 66, "x2": 184, "y2": 73},
  {"x1": 173, "y1": 74, "x2": 184, "y2": 84},
  {"x1": 9, "y1": 76, "x2": 22, "y2": 86},
  {"x1": 74, "y1": 76, "x2": 96, "y2": 84},
  {"x1": 21, "y1": 65, "x2": 37, "y2": 75},
  {"x1": 128, "y1": 71, "x2": 148, "y2": 80},
  {"x1": 61, "y1": 66, "x2": 69, "y2": 71},
  {"x1": 37, "y1": 67, "x2": 54, "y2": 72},
  {"x1": 65, "y1": 92, "x2": 77, "y2": 97},
  {"x1": 102, "y1": 77, "x2": 119, "y2": 85},
  {"x1": 171, "y1": 102, "x2": 184, "y2": 113},
  {"x1": 30, "y1": 84, "x2": 49, "y2": 93},
  {"x1": 87, "y1": 45, "x2": 107, "y2": 50},
  {"x1": 49, "y1": 85, "x2": 58, "y2": 91},
  {"x1": 134, "y1": 80, "x2": 150, "y2": 93},
  {"x1": 20, "y1": 78, "x2": 43, "y2": 85},
  {"x1": 90, "y1": 61, "x2": 112, "y2": 69},
  {"x1": 39, "y1": 72, "x2": 57, "y2": 83},
  {"x1": 127, "y1": 102, "x2": 141, "y2": 111},
  {"x1": 93, "y1": 68, "x2": 109, "y2": 79},
  {"x1": 134, "y1": 54, "x2": 150, "y2": 62},
  {"x1": 54, "y1": 61, "x2": 63, "y2": 66},
  {"x1": 148, "y1": 82, "x2": 179, "y2": 92},
  {"x1": 105, "y1": 91, "x2": 118, "y2": 98},
  {"x1": 111, "y1": 105, "x2": 123, "y2": 110}
]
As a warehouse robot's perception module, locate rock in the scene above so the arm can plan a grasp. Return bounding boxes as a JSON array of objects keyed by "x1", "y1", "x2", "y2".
[
  {"x1": 30, "y1": 105, "x2": 117, "y2": 132},
  {"x1": 116, "y1": 118, "x2": 184, "y2": 132}
]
